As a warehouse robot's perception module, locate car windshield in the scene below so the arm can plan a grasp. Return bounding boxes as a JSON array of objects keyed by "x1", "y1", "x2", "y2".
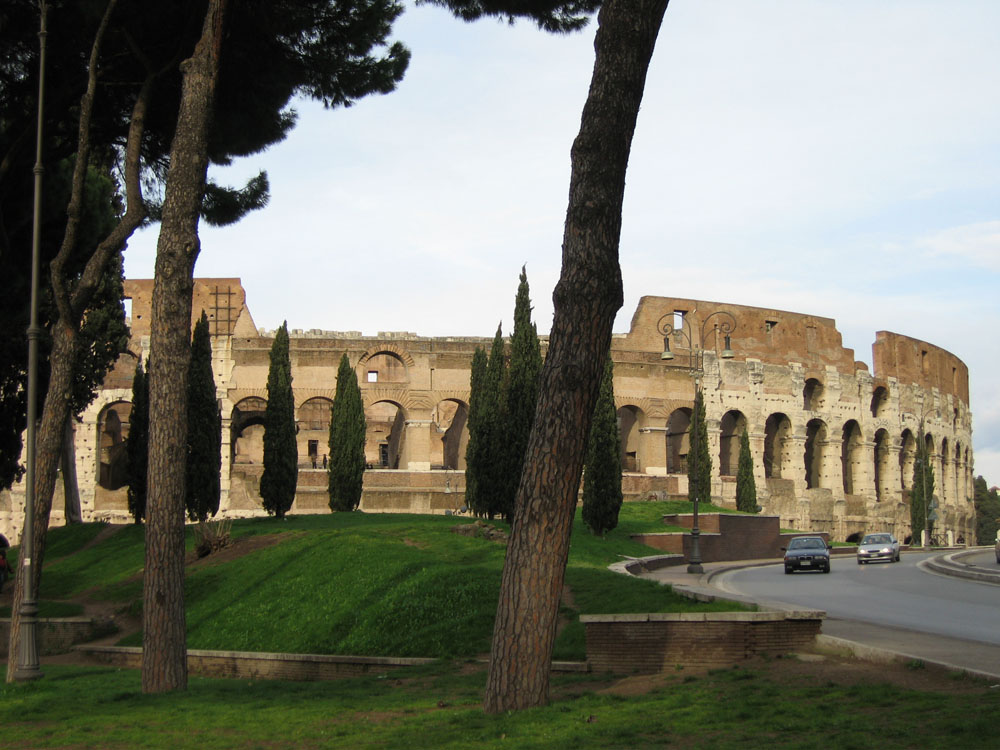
[
  {"x1": 789, "y1": 538, "x2": 824, "y2": 550},
  {"x1": 862, "y1": 534, "x2": 891, "y2": 544}
]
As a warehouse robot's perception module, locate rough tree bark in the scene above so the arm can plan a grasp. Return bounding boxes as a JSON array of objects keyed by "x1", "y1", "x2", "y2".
[
  {"x1": 61, "y1": 416, "x2": 82, "y2": 524},
  {"x1": 5, "y1": 0, "x2": 150, "y2": 681},
  {"x1": 483, "y1": 0, "x2": 669, "y2": 713},
  {"x1": 142, "y1": 0, "x2": 227, "y2": 694}
]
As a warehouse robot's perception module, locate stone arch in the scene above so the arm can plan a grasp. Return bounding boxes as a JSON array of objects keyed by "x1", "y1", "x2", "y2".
[
  {"x1": 617, "y1": 405, "x2": 646, "y2": 472},
  {"x1": 366, "y1": 399, "x2": 407, "y2": 468},
  {"x1": 841, "y1": 420, "x2": 863, "y2": 495},
  {"x1": 666, "y1": 408, "x2": 692, "y2": 475},
  {"x1": 804, "y1": 418, "x2": 828, "y2": 489},
  {"x1": 940, "y1": 436, "x2": 951, "y2": 504},
  {"x1": 803, "y1": 378, "x2": 824, "y2": 411},
  {"x1": 873, "y1": 428, "x2": 890, "y2": 502},
  {"x1": 97, "y1": 401, "x2": 132, "y2": 490},
  {"x1": 763, "y1": 413, "x2": 792, "y2": 479},
  {"x1": 899, "y1": 429, "x2": 916, "y2": 491},
  {"x1": 431, "y1": 398, "x2": 469, "y2": 470},
  {"x1": 298, "y1": 397, "x2": 333, "y2": 467},
  {"x1": 719, "y1": 410, "x2": 746, "y2": 477},
  {"x1": 870, "y1": 386, "x2": 889, "y2": 418},
  {"x1": 357, "y1": 346, "x2": 414, "y2": 385},
  {"x1": 231, "y1": 396, "x2": 267, "y2": 467}
]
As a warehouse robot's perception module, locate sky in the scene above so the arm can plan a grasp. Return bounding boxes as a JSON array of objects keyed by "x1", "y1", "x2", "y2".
[{"x1": 123, "y1": 0, "x2": 1000, "y2": 484}]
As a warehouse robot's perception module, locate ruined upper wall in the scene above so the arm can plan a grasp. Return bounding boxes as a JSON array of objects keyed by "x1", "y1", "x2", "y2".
[
  {"x1": 873, "y1": 331, "x2": 969, "y2": 405},
  {"x1": 621, "y1": 296, "x2": 858, "y2": 372},
  {"x1": 124, "y1": 278, "x2": 251, "y2": 340}
]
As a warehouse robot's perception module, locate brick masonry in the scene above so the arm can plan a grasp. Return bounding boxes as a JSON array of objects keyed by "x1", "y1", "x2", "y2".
[{"x1": 581, "y1": 611, "x2": 824, "y2": 674}]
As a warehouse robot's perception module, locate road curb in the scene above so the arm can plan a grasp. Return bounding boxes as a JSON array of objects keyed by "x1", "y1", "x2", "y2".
[
  {"x1": 921, "y1": 548, "x2": 1000, "y2": 585},
  {"x1": 815, "y1": 634, "x2": 1000, "y2": 683}
]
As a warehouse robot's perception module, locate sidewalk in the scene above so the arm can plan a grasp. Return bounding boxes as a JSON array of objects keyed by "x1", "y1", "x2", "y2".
[{"x1": 630, "y1": 554, "x2": 1000, "y2": 683}]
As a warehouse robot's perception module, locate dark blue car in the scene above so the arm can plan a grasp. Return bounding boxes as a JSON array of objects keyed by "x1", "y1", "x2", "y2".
[{"x1": 783, "y1": 536, "x2": 831, "y2": 574}]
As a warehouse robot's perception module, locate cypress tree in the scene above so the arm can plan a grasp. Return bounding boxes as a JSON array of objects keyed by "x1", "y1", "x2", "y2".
[
  {"x1": 973, "y1": 476, "x2": 1000, "y2": 545},
  {"x1": 185, "y1": 312, "x2": 221, "y2": 522},
  {"x1": 464, "y1": 346, "x2": 490, "y2": 516},
  {"x1": 735, "y1": 427, "x2": 757, "y2": 513},
  {"x1": 328, "y1": 354, "x2": 366, "y2": 511},
  {"x1": 500, "y1": 266, "x2": 542, "y2": 522},
  {"x1": 688, "y1": 387, "x2": 712, "y2": 505},
  {"x1": 910, "y1": 433, "x2": 935, "y2": 543},
  {"x1": 483, "y1": 324, "x2": 508, "y2": 519},
  {"x1": 582, "y1": 356, "x2": 622, "y2": 536},
  {"x1": 261, "y1": 322, "x2": 298, "y2": 518},
  {"x1": 126, "y1": 358, "x2": 149, "y2": 523}
]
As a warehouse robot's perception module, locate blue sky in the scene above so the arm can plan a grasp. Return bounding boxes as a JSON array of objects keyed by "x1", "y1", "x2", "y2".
[{"x1": 123, "y1": 0, "x2": 1000, "y2": 485}]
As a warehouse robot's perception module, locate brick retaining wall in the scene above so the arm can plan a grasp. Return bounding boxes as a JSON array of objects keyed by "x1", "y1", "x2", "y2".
[
  {"x1": 0, "y1": 617, "x2": 114, "y2": 657},
  {"x1": 581, "y1": 610, "x2": 824, "y2": 674}
]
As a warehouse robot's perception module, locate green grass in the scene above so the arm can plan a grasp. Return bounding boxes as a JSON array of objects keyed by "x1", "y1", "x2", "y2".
[
  {"x1": 29, "y1": 503, "x2": 744, "y2": 661},
  {"x1": 1, "y1": 661, "x2": 997, "y2": 749},
  {"x1": 0, "y1": 600, "x2": 84, "y2": 618}
]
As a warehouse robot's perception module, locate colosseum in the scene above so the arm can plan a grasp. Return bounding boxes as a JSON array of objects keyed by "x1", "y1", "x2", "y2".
[{"x1": 0, "y1": 277, "x2": 975, "y2": 544}]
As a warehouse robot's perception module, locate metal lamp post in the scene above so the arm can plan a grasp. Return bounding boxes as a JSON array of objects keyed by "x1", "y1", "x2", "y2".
[
  {"x1": 657, "y1": 310, "x2": 737, "y2": 574},
  {"x1": 14, "y1": 0, "x2": 48, "y2": 682}
]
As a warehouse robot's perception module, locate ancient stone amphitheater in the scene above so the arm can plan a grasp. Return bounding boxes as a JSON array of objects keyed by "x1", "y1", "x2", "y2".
[{"x1": 1, "y1": 278, "x2": 974, "y2": 544}]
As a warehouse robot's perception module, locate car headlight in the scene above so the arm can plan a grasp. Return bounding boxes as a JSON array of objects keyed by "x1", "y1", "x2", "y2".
[{"x1": 880, "y1": 547, "x2": 890, "y2": 553}]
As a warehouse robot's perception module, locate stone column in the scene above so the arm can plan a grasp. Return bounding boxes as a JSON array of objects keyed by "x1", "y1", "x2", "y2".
[
  {"x1": 400, "y1": 416, "x2": 433, "y2": 471},
  {"x1": 640, "y1": 423, "x2": 668, "y2": 476}
]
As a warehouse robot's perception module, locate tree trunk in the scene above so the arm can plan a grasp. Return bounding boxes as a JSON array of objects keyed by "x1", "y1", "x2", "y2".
[
  {"x1": 142, "y1": 0, "x2": 227, "y2": 694},
  {"x1": 483, "y1": 0, "x2": 669, "y2": 713},
  {"x1": 61, "y1": 415, "x2": 82, "y2": 524},
  {"x1": 5, "y1": 322, "x2": 78, "y2": 681}
]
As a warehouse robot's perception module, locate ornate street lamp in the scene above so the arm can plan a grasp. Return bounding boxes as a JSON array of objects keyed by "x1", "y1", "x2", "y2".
[
  {"x1": 15, "y1": 0, "x2": 49, "y2": 681},
  {"x1": 656, "y1": 310, "x2": 737, "y2": 574}
]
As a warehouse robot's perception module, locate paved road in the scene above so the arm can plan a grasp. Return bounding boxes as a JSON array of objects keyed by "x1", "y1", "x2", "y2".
[{"x1": 716, "y1": 551, "x2": 1000, "y2": 646}]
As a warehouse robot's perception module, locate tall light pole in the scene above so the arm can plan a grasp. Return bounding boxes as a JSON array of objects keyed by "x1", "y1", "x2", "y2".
[
  {"x1": 657, "y1": 310, "x2": 737, "y2": 574},
  {"x1": 15, "y1": 0, "x2": 48, "y2": 682}
]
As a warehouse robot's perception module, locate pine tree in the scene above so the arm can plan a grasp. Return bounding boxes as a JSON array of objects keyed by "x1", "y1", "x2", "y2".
[
  {"x1": 500, "y1": 266, "x2": 543, "y2": 522},
  {"x1": 910, "y1": 433, "x2": 935, "y2": 543},
  {"x1": 688, "y1": 387, "x2": 712, "y2": 505},
  {"x1": 261, "y1": 322, "x2": 297, "y2": 518},
  {"x1": 735, "y1": 427, "x2": 757, "y2": 513},
  {"x1": 582, "y1": 356, "x2": 622, "y2": 536},
  {"x1": 328, "y1": 354, "x2": 366, "y2": 511},
  {"x1": 126, "y1": 359, "x2": 149, "y2": 523},
  {"x1": 464, "y1": 346, "x2": 490, "y2": 515},
  {"x1": 973, "y1": 476, "x2": 1000, "y2": 545},
  {"x1": 185, "y1": 312, "x2": 221, "y2": 522}
]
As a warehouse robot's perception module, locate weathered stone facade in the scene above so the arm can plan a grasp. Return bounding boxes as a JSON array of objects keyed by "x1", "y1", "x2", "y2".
[{"x1": 0, "y1": 279, "x2": 975, "y2": 544}]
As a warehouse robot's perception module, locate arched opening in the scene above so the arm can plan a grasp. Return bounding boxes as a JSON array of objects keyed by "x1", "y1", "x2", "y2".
[
  {"x1": 873, "y1": 429, "x2": 890, "y2": 502},
  {"x1": 804, "y1": 418, "x2": 828, "y2": 489},
  {"x1": 899, "y1": 429, "x2": 915, "y2": 490},
  {"x1": 719, "y1": 410, "x2": 746, "y2": 477},
  {"x1": 97, "y1": 401, "x2": 132, "y2": 490},
  {"x1": 231, "y1": 397, "x2": 267, "y2": 466},
  {"x1": 803, "y1": 378, "x2": 824, "y2": 411},
  {"x1": 366, "y1": 401, "x2": 405, "y2": 468},
  {"x1": 298, "y1": 397, "x2": 333, "y2": 468},
  {"x1": 617, "y1": 405, "x2": 646, "y2": 472},
  {"x1": 360, "y1": 352, "x2": 408, "y2": 384},
  {"x1": 870, "y1": 386, "x2": 888, "y2": 418},
  {"x1": 763, "y1": 413, "x2": 792, "y2": 479},
  {"x1": 432, "y1": 399, "x2": 468, "y2": 470},
  {"x1": 940, "y1": 436, "x2": 951, "y2": 504},
  {"x1": 665, "y1": 408, "x2": 692, "y2": 475},
  {"x1": 841, "y1": 420, "x2": 863, "y2": 495}
]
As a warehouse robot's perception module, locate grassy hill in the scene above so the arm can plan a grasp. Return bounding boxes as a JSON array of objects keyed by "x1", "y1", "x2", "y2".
[{"x1": 6, "y1": 501, "x2": 743, "y2": 661}]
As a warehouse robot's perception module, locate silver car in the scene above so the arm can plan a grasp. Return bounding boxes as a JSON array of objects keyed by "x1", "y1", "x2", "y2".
[{"x1": 857, "y1": 533, "x2": 900, "y2": 564}]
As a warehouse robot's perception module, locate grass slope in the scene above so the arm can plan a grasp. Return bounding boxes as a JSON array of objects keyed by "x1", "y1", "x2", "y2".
[{"x1": 19, "y1": 501, "x2": 741, "y2": 660}]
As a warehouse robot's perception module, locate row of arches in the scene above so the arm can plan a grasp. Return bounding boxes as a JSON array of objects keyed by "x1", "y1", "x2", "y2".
[{"x1": 96, "y1": 396, "x2": 470, "y2": 489}]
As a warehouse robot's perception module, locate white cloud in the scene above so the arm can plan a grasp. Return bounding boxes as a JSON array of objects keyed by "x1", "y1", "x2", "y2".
[{"x1": 916, "y1": 222, "x2": 1000, "y2": 271}]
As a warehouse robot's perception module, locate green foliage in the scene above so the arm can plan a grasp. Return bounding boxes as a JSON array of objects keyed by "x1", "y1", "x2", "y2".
[
  {"x1": 185, "y1": 312, "x2": 221, "y2": 522},
  {"x1": 736, "y1": 427, "x2": 757, "y2": 513},
  {"x1": 910, "y1": 433, "x2": 935, "y2": 542},
  {"x1": 974, "y1": 476, "x2": 1000, "y2": 545},
  {"x1": 582, "y1": 356, "x2": 622, "y2": 536},
  {"x1": 260, "y1": 322, "x2": 297, "y2": 518},
  {"x1": 688, "y1": 387, "x2": 712, "y2": 504},
  {"x1": 465, "y1": 325, "x2": 507, "y2": 519},
  {"x1": 463, "y1": 346, "x2": 490, "y2": 514},
  {"x1": 126, "y1": 359, "x2": 149, "y2": 523},
  {"x1": 500, "y1": 266, "x2": 543, "y2": 521},
  {"x1": 328, "y1": 354, "x2": 366, "y2": 511}
]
